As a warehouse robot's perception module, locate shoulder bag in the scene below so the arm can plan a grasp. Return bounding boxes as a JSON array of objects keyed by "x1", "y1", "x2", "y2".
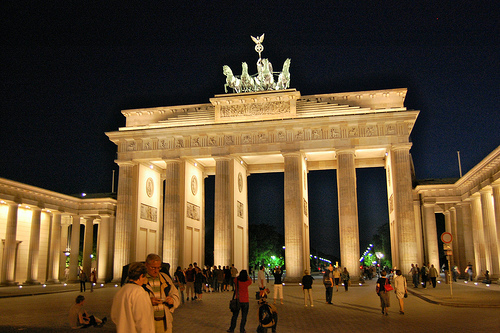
[{"x1": 229, "y1": 280, "x2": 240, "y2": 312}]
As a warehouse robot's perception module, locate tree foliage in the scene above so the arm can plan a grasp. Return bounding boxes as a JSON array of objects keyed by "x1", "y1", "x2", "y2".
[{"x1": 248, "y1": 224, "x2": 284, "y2": 270}]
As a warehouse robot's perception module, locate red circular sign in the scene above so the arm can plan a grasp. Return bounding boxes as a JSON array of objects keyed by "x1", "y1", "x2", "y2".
[{"x1": 441, "y1": 232, "x2": 453, "y2": 243}]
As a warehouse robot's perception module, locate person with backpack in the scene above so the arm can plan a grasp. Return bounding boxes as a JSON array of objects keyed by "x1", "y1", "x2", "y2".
[
  {"x1": 256, "y1": 288, "x2": 278, "y2": 333},
  {"x1": 323, "y1": 265, "x2": 334, "y2": 304}
]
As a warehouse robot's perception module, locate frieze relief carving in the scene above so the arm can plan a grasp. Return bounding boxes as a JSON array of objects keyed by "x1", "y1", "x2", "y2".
[
  {"x1": 242, "y1": 134, "x2": 252, "y2": 144},
  {"x1": 348, "y1": 127, "x2": 359, "y2": 137},
  {"x1": 220, "y1": 101, "x2": 291, "y2": 118},
  {"x1": 330, "y1": 128, "x2": 341, "y2": 138},
  {"x1": 237, "y1": 201, "x2": 244, "y2": 218},
  {"x1": 127, "y1": 120, "x2": 408, "y2": 153},
  {"x1": 140, "y1": 203, "x2": 157, "y2": 222},
  {"x1": 277, "y1": 131, "x2": 286, "y2": 141},
  {"x1": 187, "y1": 202, "x2": 200, "y2": 221},
  {"x1": 208, "y1": 136, "x2": 217, "y2": 146}
]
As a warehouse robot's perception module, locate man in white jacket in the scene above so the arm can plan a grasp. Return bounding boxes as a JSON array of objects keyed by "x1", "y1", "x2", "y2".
[{"x1": 111, "y1": 262, "x2": 155, "y2": 333}]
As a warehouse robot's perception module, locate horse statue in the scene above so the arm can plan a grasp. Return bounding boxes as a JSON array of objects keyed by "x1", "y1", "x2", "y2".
[
  {"x1": 240, "y1": 62, "x2": 255, "y2": 92},
  {"x1": 275, "y1": 58, "x2": 291, "y2": 90},
  {"x1": 223, "y1": 65, "x2": 241, "y2": 93},
  {"x1": 257, "y1": 58, "x2": 274, "y2": 91}
]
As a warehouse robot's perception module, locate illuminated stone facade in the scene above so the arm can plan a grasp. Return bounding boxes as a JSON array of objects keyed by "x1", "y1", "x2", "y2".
[{"x1": 106, "y1": 88, "x2": 420, "y2": 281}]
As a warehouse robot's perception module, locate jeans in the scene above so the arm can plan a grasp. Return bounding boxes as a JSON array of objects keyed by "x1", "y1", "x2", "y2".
[
  {"x1": 325, "y1": 286, "x2": 333, "y2": 303},
  {"x1": 229, "y1": 302, "x2": 249, "y2": 332}
]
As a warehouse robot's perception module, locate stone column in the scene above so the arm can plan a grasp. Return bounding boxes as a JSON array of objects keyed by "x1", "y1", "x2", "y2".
[
  {"x1": 68, "y1": 215, "x2": 81, "y2": 282},
  {"x1": 471, "y1": 194, "x2": 485, "y2": 280},
  {"x1": 390, "y1": 144, "x2": 418, "y2": 271},
  {"x1": 107, "y1": 215, "x2": 115, "y2": 282},
  {"x1": 458, "y1": 201, "x2": 474, "y2": 276},
  {"x1": 163, "y1": 160, "x2": 182, "y2": 270},
  {"x1": 26, "y1": 207, "x2": 42, "y2": 284},
  {"x1": 82, "y1": 216, "x2": 95, "y2": 277},
  {"x1": 113, "y1": 162, "x2": 137, "y2": 282},
  {"x1": 493, "y1": 184, "x2": 500, "y2": 280},
  {"x1": 336, "y1": 150, "x2": 360, "y2": 278},
  {"x1": 60, "y1": 221, "x2": 70, "y2": 281},
  {"x1": 450, "y1": 207, "x2": 459, "y2": 270},
  {"x1": 47, "y1": 212, "x2": 62, "y2": 283},
  {"x1": 1, "y1": 202, "x2": 19, "y2": 285},
  {"x1": 284, "y1": 152, "x2": 307, "y2": 281},
  {"x1": 480, "y1": 187, "x2": 499, "y2": 279},
  {"x1": 214, "y1": 157, "x2": 232, "y2": 267},
  {"x1": 97, "y1": 215, "x2": 110, "y2": 283},
  {"x1": 422, "y1": 201, "x2": 440, "y2": 267}
]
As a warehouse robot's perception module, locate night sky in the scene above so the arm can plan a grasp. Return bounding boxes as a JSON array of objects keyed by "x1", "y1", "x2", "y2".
[{"x1": 1, "y1": 2, "x2": 498, "y2": 257}]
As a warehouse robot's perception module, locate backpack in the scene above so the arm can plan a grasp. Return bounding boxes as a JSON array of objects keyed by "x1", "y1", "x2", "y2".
[{"x1": 258, "y1": 303, "x2": 275, "y2": 327}]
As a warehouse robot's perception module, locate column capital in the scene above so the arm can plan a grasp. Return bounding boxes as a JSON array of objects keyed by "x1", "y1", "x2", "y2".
[
  {"x1": 116, "y1": 160, "x2": 137, "y2": 167},
  {"x1": 390, "y1": 143, "x2": 413, "y2": 151},
  {"x1": 479, "y1": 186, "x2": 493, "y2": 194},
  {"x1": 335, "y1": 148, "x2": 356, "y2": 156},
  {"x1": 281, "y1": 151, "x2": 303, "y2": 158}
]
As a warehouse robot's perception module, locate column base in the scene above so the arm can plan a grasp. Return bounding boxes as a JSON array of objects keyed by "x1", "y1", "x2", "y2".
[
  {"x1": 45, "y1": 279, "x2": 60, "y2": 284},
  {"x1": 1, "y1": 281, "x2": 19, "y2": 286},
  {"x1": 24, "y1": 280, "x2": 41, "y2": 285}
]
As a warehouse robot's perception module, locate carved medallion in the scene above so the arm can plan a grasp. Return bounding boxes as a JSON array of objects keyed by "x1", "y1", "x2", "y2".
[
  {"x1": 146, "y1": 177, "x2": 154, "y2": 197},
  {"x1": 238, "y1": 172, "x2": 243, "y2": 193},
  {"x1": 191, "y1": 175, "x2": 198, "y2": 195}
]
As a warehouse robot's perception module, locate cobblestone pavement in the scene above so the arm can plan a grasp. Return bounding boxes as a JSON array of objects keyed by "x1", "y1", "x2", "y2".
[{"x1": 0, "y1": 277, "x2": 499, "y2": 332}]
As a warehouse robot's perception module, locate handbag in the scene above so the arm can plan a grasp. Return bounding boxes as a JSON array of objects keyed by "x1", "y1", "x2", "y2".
[
  {"x1": 384, "y1": 278, "x2": 393, "y2": 292},
  {"x1": 229, "y1": 280, "x2": 240, "y2": 312},
  {"x1": 404, "y1": 291, "x2": 408, "y2": 298}
]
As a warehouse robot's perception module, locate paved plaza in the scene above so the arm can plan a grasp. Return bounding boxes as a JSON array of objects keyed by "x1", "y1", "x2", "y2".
[{"x1": 0, "y1": 276, "x2": 499, "y2": 332}]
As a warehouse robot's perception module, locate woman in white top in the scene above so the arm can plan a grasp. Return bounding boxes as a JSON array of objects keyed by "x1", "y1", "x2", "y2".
[{"x1": 393, "y1": 269, "x2": 408, "y2": 315}]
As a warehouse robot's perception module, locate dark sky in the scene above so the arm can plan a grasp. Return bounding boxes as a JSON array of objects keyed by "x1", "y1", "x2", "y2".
[{"x1": 1, "y1": 2, "x2": 498, "y2": 257}]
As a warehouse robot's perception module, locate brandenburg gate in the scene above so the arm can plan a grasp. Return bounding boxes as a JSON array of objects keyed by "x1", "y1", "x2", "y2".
[{"x1": 106, "y1": 87, "x2": 419, "y2": 281}]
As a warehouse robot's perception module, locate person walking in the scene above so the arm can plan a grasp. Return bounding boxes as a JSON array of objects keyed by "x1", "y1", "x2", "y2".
[
  {"x1": 272, "y1": 266, "x2": 284, "y2": 305},
  {"x1": 323, "y1": 266, "x2": 333, "y2": 304},
  {"x1": 376, "y1": 270, "x2": 391, "y2": 316},
  {"x1": 420, "y1": 263, "x2": 428, "y2": 289},
  {"x1": 301, "y1": 270, "x2": 314, "y2": 307},
  {"x1": 393, "y1": 269, "x2": 407, "y2": 315},
  {"x1": 466, "y1": 262, "x2": 474, "y2": 281},
  {"x1": 227, "y1": 270, "x2": 252, "y2": 333},
  {"x1": 111, "y1": 262, "x2": 154, "y2": 333},
  {"x1": 333, "y1": 266, "x2": 341, "y2": 292},
  {"x1": 341, "y1": 267, "x2": 350, "y2": 291},
  {"x1": 428, "y1": 264, "x2": 439, "y2": 288}
]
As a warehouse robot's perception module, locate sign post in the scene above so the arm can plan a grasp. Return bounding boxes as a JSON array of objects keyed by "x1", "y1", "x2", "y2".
[{"x1": 441, "y1": 232, "x2": 453, "y2": 297}]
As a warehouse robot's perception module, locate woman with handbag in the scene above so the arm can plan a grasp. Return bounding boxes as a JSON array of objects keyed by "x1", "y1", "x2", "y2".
[
  {"x1": 227, "y1": 270, "x2": 252, "y2": 333},
  {"x1": 376, "y1": 270, "x2": 391, "y2": 316},
  {"x1": 393, "y1": 269, "x2": 407, "y2": 314}
]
